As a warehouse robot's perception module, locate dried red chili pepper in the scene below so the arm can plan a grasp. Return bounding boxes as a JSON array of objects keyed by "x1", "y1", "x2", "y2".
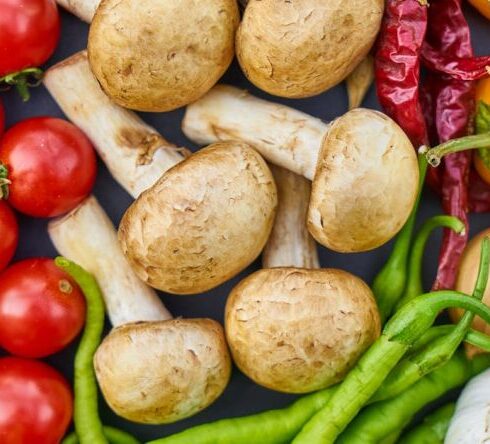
[
  {"x1": 375, "y1": 0, "x2": 429, "y2": 148},
  {"x1": 421, "y1": 52, "x2": 490, "y2": 81},
  {"x1": 421, "y1": 0, "x2": 475, "y2": 290}
]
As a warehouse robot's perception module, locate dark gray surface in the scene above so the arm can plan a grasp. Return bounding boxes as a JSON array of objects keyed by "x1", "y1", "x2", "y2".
[{"x1": 2, "y1": 4, "x2": 490, "y2": 441}]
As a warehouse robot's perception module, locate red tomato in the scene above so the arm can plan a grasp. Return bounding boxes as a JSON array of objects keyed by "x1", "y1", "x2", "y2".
[
  {"x1": 0, "y1": 258, "x2": 86, "y2": 357},
  {"x1": 0, "y1": 201, "x2": 18, "y2": 271},
  {"x1": 0, "y1": 357, "x2": 72, "y2": 444},
  {"x1": 0, "y1": 117, "x2": 97, "y2": 217},
  {"x1": 0, "y1": 0, "x2": 60, "y2": 77}
]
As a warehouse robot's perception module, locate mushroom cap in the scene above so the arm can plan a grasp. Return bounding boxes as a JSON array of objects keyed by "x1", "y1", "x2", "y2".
[
  {"x1": 236, "y1": 0, "x2": 383, "y2": 98},
  {"x1": 94, "y1": 318, "x2": 231, "y2": 424},
  {"x1": 88, "y1": 0, "x2": 239, "y2": 112},
  {"x1": 307, "y1": 109, "x2": 419, "y2": 253},
  {"x1": 451, "y1": 228, "x2": 490, "y2": 358},
  {"x1": 225, "y1": 268, "x2": 381, "y2": 393},
  {"x1": 118, "y1": 141, "x2": 277, "y2": 294}
]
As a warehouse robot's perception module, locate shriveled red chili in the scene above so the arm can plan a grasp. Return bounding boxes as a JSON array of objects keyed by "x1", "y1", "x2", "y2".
[
  {"x1": 420, "y1": 0, "x2": 475, "y2": 290},
  {"x1": 374, "y1": 0, "x2": 429, "y2": 148}
]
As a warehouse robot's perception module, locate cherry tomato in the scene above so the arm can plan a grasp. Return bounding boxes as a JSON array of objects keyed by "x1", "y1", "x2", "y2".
[
  {"x1": 0, "y1": 357, "x2": 72, "y2": 444},
  {"x1": 0, "y1": 201, "x2": 18, "y2": 271},
  {"x1": 0, "y1": 0, "x2": 60, "y2": 77},
  {"x1": 0, "y1": 117, "x2": 97, "y2": 217},
  {"x1": 0, "y1": 258, "x2": 86, "y2": 357}
]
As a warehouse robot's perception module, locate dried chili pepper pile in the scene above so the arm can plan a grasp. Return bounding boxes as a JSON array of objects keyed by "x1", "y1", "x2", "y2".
[{"x1": 375, "y1": 0, "x2": 490, "y2": 290}]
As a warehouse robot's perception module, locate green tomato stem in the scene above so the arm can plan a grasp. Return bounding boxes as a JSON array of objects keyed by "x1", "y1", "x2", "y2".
[
  {"x1": 0, "y1": 67, "x2": 43, "y2": 102},
  {"x1": 426, "y1": 132, "x2": 490, "y2": 167},
  {"x1": 55, "y1": 257, "x2": 108, "y2": 444}
]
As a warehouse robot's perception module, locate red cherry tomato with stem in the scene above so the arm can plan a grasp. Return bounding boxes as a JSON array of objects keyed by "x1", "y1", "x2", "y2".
[
  {"x1": 0, "y1": 258, "x2": 86, "y2": 357},
  {"x1": 0, "y1": 357, "x2": 72, "y2": 444},
  {"x1": 0, "y1": 0, "x2": 60, "y2": 100},
  {"x1": 0, "y1": 117, "x2": 97, "y2": 217},
  {"x1": 0, "y1": 201, "x2": 18, "y2": 271}
]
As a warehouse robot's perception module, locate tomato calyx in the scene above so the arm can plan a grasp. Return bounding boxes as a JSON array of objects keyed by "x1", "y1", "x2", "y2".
[
  {"x1": 0, "y1": 68, "x2": 44, "y2": 102},
  {"x1": 0, "y1": 164, "x2": 10, "y2": 199}
]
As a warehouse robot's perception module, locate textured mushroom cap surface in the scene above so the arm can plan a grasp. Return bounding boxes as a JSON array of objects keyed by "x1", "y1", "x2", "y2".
[
  {"x1": 225, "y1": 268, "x2": 381, "y2": 393},
  {"x1": 236, "y1": 0, "x2": 383, "y2": 98},
  {"x1": 307, "y1": 109, "x2": 419, "y2": 253},
  {"x1": 452, "y1": 228, "x2": 490, "y2": 357},
  {"x1": 118, "y1": 141, "x2": 277, "y2": 294},
  {"x1": 88, "y1": 0, "x2": 239, "y2": 111},
  {"x1": 94, "y1": 318, "x2": 231, "y2": 424}
]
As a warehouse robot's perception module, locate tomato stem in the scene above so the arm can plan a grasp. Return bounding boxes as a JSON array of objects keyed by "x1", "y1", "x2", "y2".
[
  {"x1": 0, "y1": 68, "x2": 44, "y2": 102},
  {"x1": 0, "y1": 165, "x2": 10, "y2": 200}
]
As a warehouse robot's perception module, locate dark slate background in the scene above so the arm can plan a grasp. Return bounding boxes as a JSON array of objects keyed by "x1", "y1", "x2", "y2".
[{"x1": 2, "y1": 4, "x2": 489, "y2": 441}]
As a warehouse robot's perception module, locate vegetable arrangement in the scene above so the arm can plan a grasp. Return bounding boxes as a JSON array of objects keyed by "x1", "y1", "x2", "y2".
[{"x1": 0, "y1": 0, "x2": 490, "y2": 442}]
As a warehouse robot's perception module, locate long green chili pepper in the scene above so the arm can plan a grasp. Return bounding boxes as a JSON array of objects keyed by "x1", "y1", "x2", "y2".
[
  {"x1": 56, "y1": 257, "x2": 108, "y2": 444},
  {"x1": 426, "y1": 132, "x2": 490, "y2": 166},
  {"x1": 63, "y1": 427, "x2": 140, "y2": 444},
  {"x1": 146, "y1": 386, "x2": 336, "y2": 444},
  {"x1": 372, "y1": 153, "x2": 428, "y2": 323},
  {"x1": 335, "y1": 352, "x2": 488, "y2": 444},
  {"x1": 414, "y1": 325, "x2": 490, "y2": 352},
  {"x1": 370, "y1": 237, "x2": 490, "y2": 402},
  {"x1": 56, "y1": 258, "x2": 138, "y2": 444},
  {"x1": 292, "y1": 290, "x2": 490, "y2": 444},
  {"x1": 398, "y1": 403, "x2": 455, "y2": 444},
  {"x1": 398, "y1": 215, "x2": 466, "y2": 307}
]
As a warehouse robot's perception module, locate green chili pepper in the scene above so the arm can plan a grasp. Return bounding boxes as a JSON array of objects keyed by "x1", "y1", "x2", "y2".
[
  {"x1": 398, "y1": 403, "x2": 455, "y2": 444},
  {"x1": 370, "y1": 237, "x2": 489, "y2": 402},
  {"x1": 398, "y1": 215, "x2": 466, "y2": 307},
  {"x1": 63, "y1": 427, "x2": 140, "y2": 444},
  {"x1": 292, "y1": 290, "x2": 490, "y2": 444},
  {"x1": 335, "y1": 352, "x2": 488, "y2": 444},
  {"x1": 146, "y1": 386, "x2": 335, "y2": 444},
  {"x1": 56, "y1": 258, "x2": 139, "y2": 444},
  {"x1": 372, "y1": 153, "x2": 428, "y2": 323},
  {"x1": 415, "y1": 325, "x2": 490, "y2": 352}
]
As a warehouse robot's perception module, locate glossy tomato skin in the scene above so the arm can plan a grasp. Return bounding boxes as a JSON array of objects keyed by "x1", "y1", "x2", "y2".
[
  {"x1": 0, "y1": 0, "x2": 60, "y2": 76},
  {"x1": 0, "y1": 117, "x2": 97, "y2": 217},
  {"x1": 0, "y1": 201, "x2": 18, "y2": 271},
  {"x1": 0, "y1": 258, "x2": 86, "y2": 357},
  {"x1": 0, "y1": 357, "x2": 72, "y2": 444}
]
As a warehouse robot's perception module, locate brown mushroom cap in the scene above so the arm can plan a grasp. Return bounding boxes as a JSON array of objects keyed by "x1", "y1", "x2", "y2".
[
  {"x1": 451, "y1": 228, "x2": 490, "y2": 358},
  {"x1": 225, "y1": 268, "x2": 381, "y2": 393},
  {"x1": 94, "y1": 318, "x2": 231, "y2": 424},
  {"x1": 307, "y1": 109, "x2": 419, "y2": 253},
  {"x1": 236, "y1": 0, "x2": 383, "y2": 98},
  {"x1": 88, "y1": 0, "x2": 239, "y2": 112},
  {"x1": 118, "y1": 141, "x2": 277, "y2": 294}
]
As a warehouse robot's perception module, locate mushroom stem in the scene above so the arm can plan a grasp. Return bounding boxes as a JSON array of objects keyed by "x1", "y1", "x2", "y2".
[
  {"x1": 346, "y1": 55, "x2": 374, "y2": 110},
  {"x1": 263, "y1": 165, "x2": 319, "y2": 269},
  {"x1": 182, "y1": 84, "x2": 329, "y2": 180},
  {"x1": 56, "y1": 0, "x2": 99, "y2": 22},
  {"x1": 44, "y1": 51, "x2": 187, "y2": 199},
  {"x1": 48, "y1": 195, "x2": 172, "y2": 327}
]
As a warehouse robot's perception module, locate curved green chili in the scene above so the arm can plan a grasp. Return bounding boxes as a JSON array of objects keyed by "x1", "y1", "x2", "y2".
[
  {"x1": 398, "y1": 215, "x2": 466, "y2": 307},
  {"x1": 63, "y1": 427, "x2": 140, "y2": 444},
  {"x1": 397, "y1": 403, "x2": 455, "y2": 444},
  {"x1": 372, "y1": 153, "x2": 428, "y2": 323},
  {"x1": 55, "y1": 257, "x2": 109, "y2": 444},
  {"x1": 292, "y1": 291, "x2": 490, "y2": 444},
  {"x1": 371, "y1": 237, "x2": 489, "y2": 402},
  {"x1": 147, "y1": 386, "x2": 335, "y2": 444}
]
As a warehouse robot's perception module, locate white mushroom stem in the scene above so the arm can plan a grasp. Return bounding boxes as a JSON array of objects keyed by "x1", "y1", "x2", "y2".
[
  {"x1": 44, "y1": 51, "x2": 187, "y2": 198},
  {"x1": 263, "y1": 165, "x2": 319, "y2": 269},
  {"x1": 56, "y1": 0, "x2": 99, "y2": 22},
  {"x1": 49, "y1": 196, "x2": 172, "y2": 326},
  {"x1": 182, "y1": 84, "x2": 329, "y2": 180}
]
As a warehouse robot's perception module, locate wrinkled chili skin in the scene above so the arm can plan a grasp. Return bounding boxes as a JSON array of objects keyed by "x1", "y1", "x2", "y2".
[
  {"x1": 421, "y1": 53, "x2": 490, "y2": 81},
  {"x1": 375, "y1": 0, "x2": 429, "y2": 148},
  {"x1": 422, "y1": 0, "x2": 474, "y2": 290}
]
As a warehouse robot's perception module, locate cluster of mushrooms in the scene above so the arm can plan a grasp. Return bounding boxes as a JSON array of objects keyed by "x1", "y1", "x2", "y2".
[{"x1": 46, "y1": 0, "x2": 418, "y2": 425}]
